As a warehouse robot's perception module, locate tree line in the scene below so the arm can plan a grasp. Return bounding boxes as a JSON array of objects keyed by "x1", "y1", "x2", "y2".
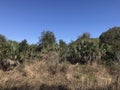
[{"x1": 0, "y1": 27, "x2": 120, "y2": 70}]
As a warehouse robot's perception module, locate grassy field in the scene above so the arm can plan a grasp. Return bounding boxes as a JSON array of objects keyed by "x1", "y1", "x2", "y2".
[{"x1": 0, "y1": 56, "x2": 120, "y2": 90}]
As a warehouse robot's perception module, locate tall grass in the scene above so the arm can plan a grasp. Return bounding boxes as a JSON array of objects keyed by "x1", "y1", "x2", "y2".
[{"x1": 0, "y1": 58, "x2": 119, "y2": 90}]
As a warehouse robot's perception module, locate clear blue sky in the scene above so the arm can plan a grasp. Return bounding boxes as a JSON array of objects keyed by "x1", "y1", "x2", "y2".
[{"x1": 0, "y1": 0, "x2": 120, "y2": 44}]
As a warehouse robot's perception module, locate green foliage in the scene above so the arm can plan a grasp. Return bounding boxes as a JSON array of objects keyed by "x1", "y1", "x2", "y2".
[
  {"x1": 59, "y1": 39, "x2": 68, "y2": 62},
  {"x1": 19, "y1": 39, "x2": 28, "y2": 52},
  {"x1": 99, "y1": 27, "x2": 120, "y2": 51},
  {"x1": 67, "y1": 33, "x2": 100, "y2": 64},
  {"x1": 7, "y1": 40, "x2": 19, "y2": 60},
  {"x1": 28, "y1": 44, "x2": 39, "y2": 59},
  {"x1": 0, "y1": 34, "x2": 6, "y2": 43},
  {"x1": 99, "y1": 27, "x2": 120, "y2": 63},
  {"x1": 79, "y1": 32, "x2": 90, "y2": 39},
  {"x1": 39, "y1": 31, "x2": 56, "y2": 49},
  {"x1": 0, "y1": 27, "x2": 120, "y2": 70},
  {"x1": 18, "y1": 39, "x2": 29, "y2": 60},
  {"x1": 0, "y1": 34, "x2": 7, "y2": 59}
]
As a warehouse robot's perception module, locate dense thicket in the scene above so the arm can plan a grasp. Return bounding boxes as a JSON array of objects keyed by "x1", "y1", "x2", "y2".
[
  {"x1": 0, "y1": 27, "x2": 120, "y2": 70},
  {"x1": 99, "y1": 27, "x2": 120, "y2": 50},
  {"x1": 99, "y1": 27, "x2": 120, "y2": 63}
]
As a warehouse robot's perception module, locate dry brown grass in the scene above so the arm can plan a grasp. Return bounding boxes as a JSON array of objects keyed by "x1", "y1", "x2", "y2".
[{"x1": 0, "y1": 58, "x2": 118, "y2": 90}]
